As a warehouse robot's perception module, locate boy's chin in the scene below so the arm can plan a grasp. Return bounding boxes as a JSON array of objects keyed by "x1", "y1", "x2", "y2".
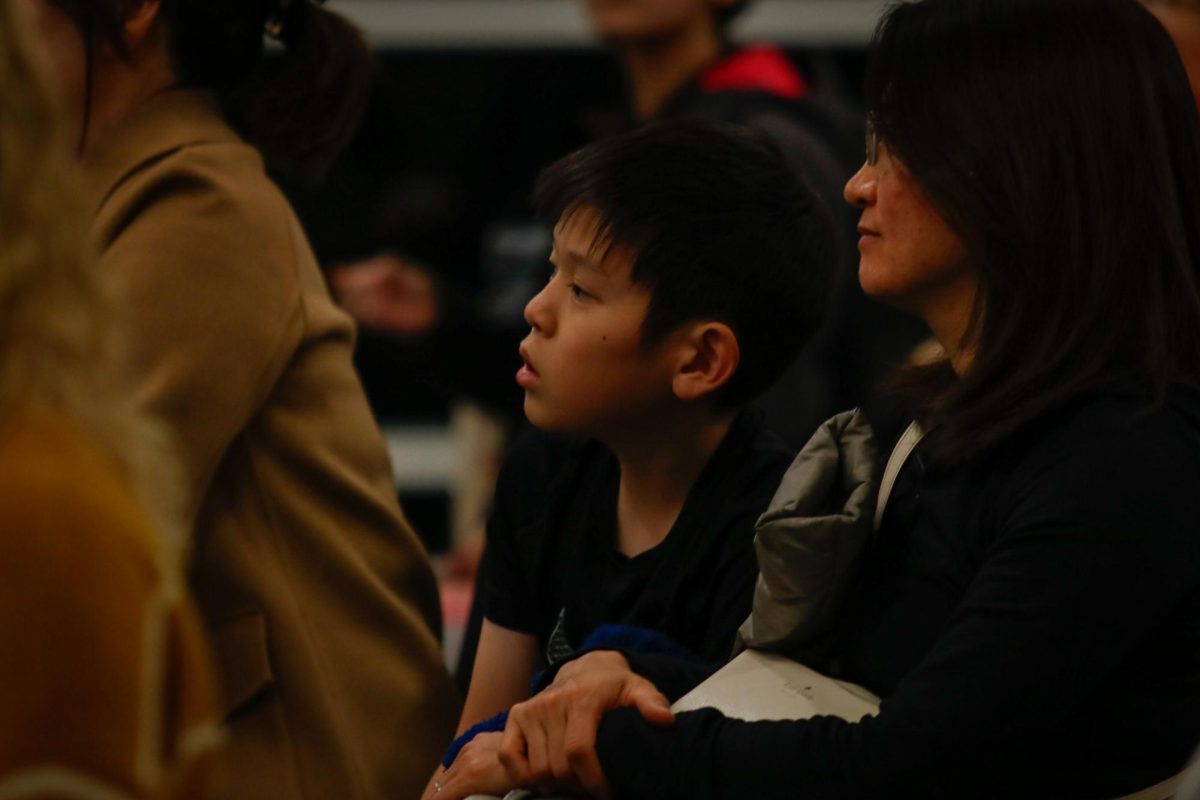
[
  {"x1": 523, "y1": 397, "x2": 596, "y2": 436},
  {"x1": 523, "y1": 396, "x2": 567, "y2": 432}
]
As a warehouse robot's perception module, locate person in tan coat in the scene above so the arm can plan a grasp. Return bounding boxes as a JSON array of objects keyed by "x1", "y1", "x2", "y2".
[
  {"x1": 21, "y1": 0, "x2": 458, "y2": 796},
  {"x1": 0, "y1": 0, "x2": 220, "y2": 794},
  {"x1": 1147, "y1": 0, "x2": 1200, "y2": 107}
]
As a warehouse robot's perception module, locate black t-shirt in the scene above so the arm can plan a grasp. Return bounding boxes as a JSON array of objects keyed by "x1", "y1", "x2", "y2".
[
  {"x1": 481, "y1": 410, "x2": 795, "y2": 664},
  {"x1": 595, "y1": 388, "x2": 1200, "y2": 799}
]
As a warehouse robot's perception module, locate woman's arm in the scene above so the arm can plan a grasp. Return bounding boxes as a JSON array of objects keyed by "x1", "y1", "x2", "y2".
[
  {"x1": 500, "y1": 417, "x2": 1200, "y2": 799},
  {"x1": 592, "y1": 425, "x2": 1200, "y2": 799},
  {"x1": 421, "y1": 620, "x2": 541, "y2": 800},
  {"x1": 496, "y1": 650, "x2": 676, "y2": 797}
]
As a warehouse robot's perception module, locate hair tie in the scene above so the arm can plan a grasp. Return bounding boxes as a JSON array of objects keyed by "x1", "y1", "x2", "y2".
[{"x1": 265, "y1": 0, "x2": 325, "y2": 41}]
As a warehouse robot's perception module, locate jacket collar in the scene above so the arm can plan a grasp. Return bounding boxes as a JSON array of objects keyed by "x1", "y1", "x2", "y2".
[{"x1": 80, "y1": 88, "x2": 240, "y2": 215}]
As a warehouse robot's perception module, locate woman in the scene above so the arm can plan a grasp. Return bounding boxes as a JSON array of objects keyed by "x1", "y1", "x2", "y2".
[
  {"x1": 21, "y1": 0, "x2": 458, "y2": 797},
  {"x1": 0, "y1": 0, "x2": 218, "y2": 794},
  {"x1": 437, "y1": 0, "x2": 1200, "y2": 797}
]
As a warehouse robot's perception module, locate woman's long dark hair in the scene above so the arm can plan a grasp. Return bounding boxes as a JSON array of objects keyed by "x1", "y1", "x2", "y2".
[
  {"x1": 51, "y1": 0, "x2": 372, "y2": 183},
  {"x1": 868, "y1": 0, "x2": 1200, "y2": 464}
]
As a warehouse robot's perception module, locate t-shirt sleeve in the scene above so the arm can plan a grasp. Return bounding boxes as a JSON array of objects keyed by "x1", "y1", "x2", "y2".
[{"x1": 595, "y1": 414, "x2": 1200, "y2": 798}]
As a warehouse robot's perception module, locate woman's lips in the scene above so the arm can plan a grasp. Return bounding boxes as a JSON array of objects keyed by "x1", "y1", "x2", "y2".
[{"x1": 857, "y1": 225, "x2": 880, "y2": 250}]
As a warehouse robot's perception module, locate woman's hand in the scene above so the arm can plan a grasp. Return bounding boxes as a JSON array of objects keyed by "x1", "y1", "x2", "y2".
[
  {"x1": 498, "y1": 650, "x2": 675, "y2": 798},
  {"x1": 421, "y1": 733, "x2": 514, "y2": 800}
]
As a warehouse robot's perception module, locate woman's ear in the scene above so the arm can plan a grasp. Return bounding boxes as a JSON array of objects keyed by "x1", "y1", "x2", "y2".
[
  {"x1": 122, "y1": 0, "x2": 162, "y2": 49},
  {"x1": 671, "y1": 322, "x2": 740, "y2": 402}
]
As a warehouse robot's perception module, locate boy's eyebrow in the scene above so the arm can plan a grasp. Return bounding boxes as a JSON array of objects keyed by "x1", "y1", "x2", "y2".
[{"x1": 551, "y1": 239, "x2": 610, "y2": 276}]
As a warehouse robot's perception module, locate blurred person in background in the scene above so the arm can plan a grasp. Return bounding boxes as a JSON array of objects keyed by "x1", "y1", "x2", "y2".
[
  {"x1": 0, "y1": 0, "x2": 220, "y2": 795},
  {"x1": 20, "y1": 0, "x2": 458, "y2": 797}
]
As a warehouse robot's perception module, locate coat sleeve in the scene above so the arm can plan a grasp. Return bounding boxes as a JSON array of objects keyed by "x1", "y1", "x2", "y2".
[
  {"x1": 95, "y1": 147, "x2": 305, "y2": 521},
  {"x1": 594, "y1": 417, "x2": 1200, "y2": 799}
]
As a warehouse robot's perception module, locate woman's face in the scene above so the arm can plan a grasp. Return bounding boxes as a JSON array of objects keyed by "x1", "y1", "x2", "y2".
[
  {"x1": 843, "y1": 136, "x2": 976, "y2": 330},
  {"x1": 18, "y1": 0, "x2": 87, "y2": 132}
]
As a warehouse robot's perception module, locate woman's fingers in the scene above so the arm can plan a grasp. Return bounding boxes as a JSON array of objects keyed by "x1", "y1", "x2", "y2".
[
  {"x1": 435, "y1": 733, "x2": 514, "y2": 800},
  {"x1": 625, "y1": 680, "x2": 675, "y2": 727}
]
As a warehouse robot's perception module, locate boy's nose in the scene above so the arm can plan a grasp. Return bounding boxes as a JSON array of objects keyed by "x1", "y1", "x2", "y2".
[{"x1": 524, "y1": 284, "x2": 554, "y2": 335}]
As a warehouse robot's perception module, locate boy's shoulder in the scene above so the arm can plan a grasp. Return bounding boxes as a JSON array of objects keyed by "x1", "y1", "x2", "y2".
[
  {"x1": 707, "y1": 409, "x2": 798, "y2": 492},
  {"x1": 666, "y1": 410, "x2": 799, "y2": 549},
  {"x1": 491, "y1": 410, "x2": 797, "y2": 541},
  {"x1": 493, "y1": 426, "x2": 612, "y2": 525},
  {"x1": 500, "y1": 426, "x2": 604, "y2": 483}
]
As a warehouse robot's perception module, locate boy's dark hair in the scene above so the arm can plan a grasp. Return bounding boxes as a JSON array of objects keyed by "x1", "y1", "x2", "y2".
[
  {"x1": 868, "y1": 0, "x2": 1200, "y2": 464},
  {"x1": 534, "y1": 119, "x2": 835, "y2": 408},
  {"x1": 718, "y1": 1, "x2": 752, "y2": 28}
]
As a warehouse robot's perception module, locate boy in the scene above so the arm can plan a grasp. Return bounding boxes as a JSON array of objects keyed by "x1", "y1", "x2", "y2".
[
  {"x1": 334, "y1": 0, "x2": 891, "y2": 450},
  {"x1": 431, "y1": 119, "x2": 834, "y2": 795}
]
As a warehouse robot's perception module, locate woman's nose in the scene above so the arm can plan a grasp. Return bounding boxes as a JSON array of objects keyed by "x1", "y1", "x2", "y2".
[{"x1": 844, "y1": 162, "x2": 876, "y2": 209}]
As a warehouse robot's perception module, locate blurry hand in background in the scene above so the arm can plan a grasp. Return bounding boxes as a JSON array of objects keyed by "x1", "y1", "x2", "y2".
[{"x1": 330, "y1": 251, "x2": 441, "y2": 337}]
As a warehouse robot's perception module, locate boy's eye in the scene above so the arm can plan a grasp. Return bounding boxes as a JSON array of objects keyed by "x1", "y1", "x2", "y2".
[{"x1": 567, "y1": 283, "x2": 592, "y2": 301}]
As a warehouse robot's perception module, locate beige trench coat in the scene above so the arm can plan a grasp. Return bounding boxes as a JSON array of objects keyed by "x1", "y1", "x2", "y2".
[{"x1": 82, "y1": 89, "x2": 457, "y2": 800}]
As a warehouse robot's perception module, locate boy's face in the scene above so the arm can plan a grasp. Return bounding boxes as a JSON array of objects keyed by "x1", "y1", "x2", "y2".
[
  {"x1": 518, "y1": 208, "x2": 680, "y2": 436},
  {"x1": 585, "y1": 0, "x2": 731, "y2": 42}
]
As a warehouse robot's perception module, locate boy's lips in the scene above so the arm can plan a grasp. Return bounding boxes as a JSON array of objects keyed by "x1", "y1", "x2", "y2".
[{"x1": 516, "y1": 345, "x2": 539, "y2": 388}]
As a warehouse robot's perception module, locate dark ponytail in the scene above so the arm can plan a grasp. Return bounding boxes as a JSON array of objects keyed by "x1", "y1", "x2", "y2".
[
  {"x1": 53, "y1": 0, "x2": 374, "y2": 183},
  {"x1": 167, "y1": 0, "x2": 373, "y2": 183}
]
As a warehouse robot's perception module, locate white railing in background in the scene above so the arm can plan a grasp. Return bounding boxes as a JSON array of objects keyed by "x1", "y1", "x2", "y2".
[{"x1": 331, "y1": 0, "x2": 886, "y2": 49}]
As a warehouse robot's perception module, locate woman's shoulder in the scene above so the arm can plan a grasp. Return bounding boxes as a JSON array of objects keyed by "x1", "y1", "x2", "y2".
[
  {"x1": 989, "y1": 385, "x2": 1200, "y2": 539},
  {"x1": 85, "y1": 90, "x2": 301, "y2": 263},
  {"x1": 1018, "y1": 386, "x2": 1200, "y2": 468},
  {"x1": 0, "y1": 407, "x2": 221, "y2": 793}
]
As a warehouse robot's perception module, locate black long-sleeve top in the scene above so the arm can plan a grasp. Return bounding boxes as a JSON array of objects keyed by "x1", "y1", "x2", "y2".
[{"x1": 595, "y1": 388, "x2": 1200, "y2": 799}]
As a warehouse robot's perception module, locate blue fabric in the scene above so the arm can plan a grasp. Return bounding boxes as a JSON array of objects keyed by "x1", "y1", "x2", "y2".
[
  {"x1": 441, "y1": 710, "x2": 509, "y2": 768},
  {"x1": 577, "y1": 625, "x2": 702, "y2": 662},
  {"x1": 442, "y1": 625, "x2": 700, "y2": 768}
]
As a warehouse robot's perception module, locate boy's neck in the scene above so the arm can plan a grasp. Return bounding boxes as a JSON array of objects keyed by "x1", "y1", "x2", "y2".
[
  {"x1": 604, "y1": 409, "x2": 737, "y2": 559},
  {"x1": 620, "y1": 20, "x2": 723, "y2": 122}
]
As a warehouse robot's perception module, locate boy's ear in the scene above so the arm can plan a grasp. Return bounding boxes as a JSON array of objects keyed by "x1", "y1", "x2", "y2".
[
  {"x1": 671, "y1": 322, "x2": 740, "y2": 402},
  {"x1": 122, "y1": 0, "x2": 163, "y2": 49}
]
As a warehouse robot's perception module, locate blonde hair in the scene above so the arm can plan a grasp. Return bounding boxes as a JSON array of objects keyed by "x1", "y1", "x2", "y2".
[{"x1": 0, "y1": 0, "x2": 186, "y2": 581}]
